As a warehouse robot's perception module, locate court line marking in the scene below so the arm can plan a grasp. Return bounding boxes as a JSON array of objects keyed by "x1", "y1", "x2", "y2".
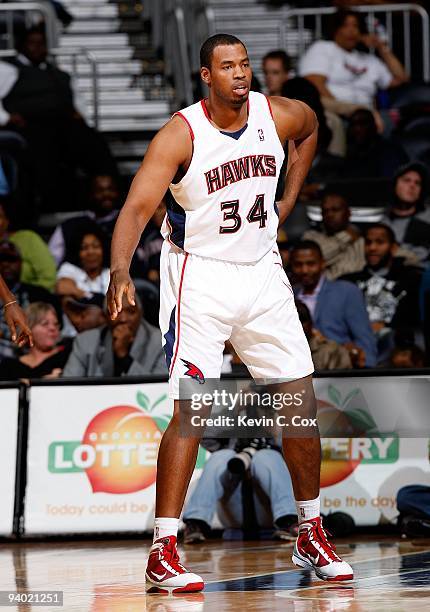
[
  {"x1": 205, "y1": 547, "x2": 430, "y2": 584},
  {"x1": 194, "y1": 543, "x2": 291, "y2": 553},
  {"x1": 278, "y1": 566, "x2": 430, "y2": 599}
]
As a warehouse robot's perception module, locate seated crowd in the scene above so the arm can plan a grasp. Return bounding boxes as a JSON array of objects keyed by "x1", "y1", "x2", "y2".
[{"x1": 0, "y1": 9, "x2": 429, "y2": 381}]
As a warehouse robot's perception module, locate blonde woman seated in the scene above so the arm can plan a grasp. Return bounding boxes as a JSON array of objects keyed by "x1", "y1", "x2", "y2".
[{"x1": 0, "y1": 302, "x2": 71, "y2": 380}]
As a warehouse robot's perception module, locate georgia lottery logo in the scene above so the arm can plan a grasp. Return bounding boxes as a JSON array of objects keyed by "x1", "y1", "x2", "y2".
[
  {"x1": 48, "y1": 392, "x2": 170, "y2": 493},
  {"x1": 317, "y1": 385, "x2": 399, "y2": 488}
]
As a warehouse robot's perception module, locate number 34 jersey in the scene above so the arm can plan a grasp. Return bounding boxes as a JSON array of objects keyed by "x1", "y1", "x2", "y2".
[{"x1": 161, "y1": 91, "x2": 285, "y2": 264}]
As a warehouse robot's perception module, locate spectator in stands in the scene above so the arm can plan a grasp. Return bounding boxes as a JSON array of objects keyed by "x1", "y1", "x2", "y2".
[
  {"x1": 382, "y1": 163, "x2": 430, "y2": 263},
  {"x1": 62, "y1": 294, "x2": 106, "y2": 336},
  {"x1": 262, "y1": 50, "x2": 290, "y2": 96},
  {"x1": 56, "y1": 225, "x2": 110, "y2": 301},
  {"x1": 341, "y1": 224, "x2": 422, "y2": 363},
  {"x1": 0, "y1": 241, "x2": 60, "y2": 360},
  {"x1": 0, "y1": 26, "x2": 116, "y2": 210},
  {"x1": 0, "y1": 195, "x2": 56, "y2": 290},
  {"x1": 420, "y1": 267, "x2": 430, "y2": 362},
  {"x1": 344, "y1": 109, "x2": 408, "y2": 179},
  {"x1": 290, "y1": 240, "x2": 377, "y2": 367},
  {"x1": 299, "y1": 9, "x2": 408, "y2": 126},
  {"x1": 183, "y1": 437, "x2": 297, "y2": 544},
  {"x1": 279, "y1": 76, "x2": 347, "y2": 198},
  {"x1": 0, "y1": 159, "x2": 9, "y2": 195},
  {"x1": 303, "y1": 190, "x2": 365, "y2": 279},
  {"x1": 389, "y1": 345, "x2": 426, "y2": 368},
  {"x1": 397, "y1": 485, "x2": 430, "y2": 537},
  {"x1": 296, "y1": 299, "x2": 352, "y2": 370},
  {"x1": 277, "y1": 227, "x2": 290, "y2": 270},
  {"x1": 0, "y1": 129, "x2": 31, "y2": 215},
  {"x1": 49, "y1": 175, "x2": 121, "y2": 265},
  {"x1": 62, "y1": 293, "x2": 166, "y2": 377},
  {"x1": 0, "y1": 302, "x2": 71, "y2": 380},
  {"x1": 281, "y1": 77, "x2": 333, "y2": 153}
]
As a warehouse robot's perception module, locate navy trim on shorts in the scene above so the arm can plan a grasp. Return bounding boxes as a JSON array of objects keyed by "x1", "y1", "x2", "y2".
[{"x1": 163, "y1": 306, "x2": 176, "y2": 370}]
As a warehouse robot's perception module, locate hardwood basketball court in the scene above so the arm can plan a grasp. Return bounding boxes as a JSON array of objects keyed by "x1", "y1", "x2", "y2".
[{"x1": 1, "y1": 536, "x2": 430, "y2": 610}]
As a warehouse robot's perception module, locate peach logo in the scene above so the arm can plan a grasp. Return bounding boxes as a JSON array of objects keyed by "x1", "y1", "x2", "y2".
[
  {"x1": 48, "y1": 392, "x2": 171, "y2": 494},
  {"x1": 318, "y1": 385, "x2": 398, "y2": 488}
]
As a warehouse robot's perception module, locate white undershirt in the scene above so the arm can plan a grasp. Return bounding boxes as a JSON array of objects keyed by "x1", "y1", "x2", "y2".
[
  {"x1": 299, "y1": 40, "x2": 393, "y2": 107},
  {"x1": 57, "y1": 262, "x2": 110, "y2": 296}
]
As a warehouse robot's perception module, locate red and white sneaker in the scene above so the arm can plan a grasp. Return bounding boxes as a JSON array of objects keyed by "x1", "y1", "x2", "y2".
[
  {"x1": 146, "y1": 535, "x2": 204, "y2": 594},
  {"x1": 292, "y1": 516, "x2": 353, "y2": 581}
]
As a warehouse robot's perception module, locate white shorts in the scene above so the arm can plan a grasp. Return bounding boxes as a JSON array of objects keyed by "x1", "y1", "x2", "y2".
[{"x1": 159, "y1": 241, "x2": 314, "y2": 399}]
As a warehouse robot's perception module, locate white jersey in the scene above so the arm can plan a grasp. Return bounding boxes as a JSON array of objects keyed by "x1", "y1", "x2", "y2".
[{"x1": 161, "y1": 91, "x2": 285, "y2": 263}]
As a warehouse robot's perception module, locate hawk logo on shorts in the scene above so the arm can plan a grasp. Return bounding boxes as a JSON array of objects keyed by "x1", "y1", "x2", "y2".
[{"x1": 181, "y1": 359, "x2": 205, "y2": 384}]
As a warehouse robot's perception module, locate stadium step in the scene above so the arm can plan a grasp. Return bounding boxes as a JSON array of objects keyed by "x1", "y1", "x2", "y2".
[
  {"x1": 202, "y1": 0, "x2": 293, "y2": 84},
  {"x1": 56, "y1": 0, "x2": 173, "y2": 165}
]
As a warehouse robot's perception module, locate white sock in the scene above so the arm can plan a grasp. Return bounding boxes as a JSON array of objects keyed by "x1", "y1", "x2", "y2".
[
  {"x1": 295, "y1": 496, "x2": 320, "y2": 523},
  {"x1": 153, "y1": 517, "x2": 179, "y2": 542}
]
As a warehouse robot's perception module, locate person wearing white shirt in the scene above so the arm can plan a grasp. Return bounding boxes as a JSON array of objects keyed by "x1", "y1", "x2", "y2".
[
  {"x1": 299, "y1": 9, "x2": 408, "y2": 126},
  {"x1": 56, "y1": 226, "x2": 110, "y2": 300}
]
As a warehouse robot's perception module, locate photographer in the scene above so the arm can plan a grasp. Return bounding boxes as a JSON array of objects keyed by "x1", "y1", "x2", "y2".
[{"x1": 182, "y1": 436, "x2": 297, "y2": 544}]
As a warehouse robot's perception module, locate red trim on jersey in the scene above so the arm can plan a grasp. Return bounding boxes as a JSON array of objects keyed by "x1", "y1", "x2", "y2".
[
  {"x1": 174, "y1": 112, "x2": 195, "y2": 141},
  {"x1": 169, "y1": 252, "x2": 189, "y2": 378},
  {"x1": 265, "y1": 95, "x2": 274, "y2": 119},
  {"x1": 201, "y1": 99, "x2": 211, "y2": 121}
]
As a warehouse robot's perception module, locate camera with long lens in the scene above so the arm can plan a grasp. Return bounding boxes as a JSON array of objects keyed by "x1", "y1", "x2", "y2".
[{"x1": 227, "y1": 438, "x2": 273, "y2": 476}]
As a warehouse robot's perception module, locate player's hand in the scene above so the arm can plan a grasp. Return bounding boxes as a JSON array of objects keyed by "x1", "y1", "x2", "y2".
[
  {"x1": 344, "y1": 342, "x2": 366, "y2": 369},
  {"x1": 107, "y1": 269, "x2": 135, "y2": 320},
  {"x1": 4, "y1": 303, "x2": 33, "y2": 347},
  {"x1": 361, "y1": 33, "x2": 385, "y2": 51}
]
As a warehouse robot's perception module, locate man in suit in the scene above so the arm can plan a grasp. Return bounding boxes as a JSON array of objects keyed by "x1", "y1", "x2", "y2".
[
  {"x1": 62, "y1": 293, "x2": 167, "y2": 378},
  {"x1": 290, "y1": 240, "x2": 377, "y2": 367}
]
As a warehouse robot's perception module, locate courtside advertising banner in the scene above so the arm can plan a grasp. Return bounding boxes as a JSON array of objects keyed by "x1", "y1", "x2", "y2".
[
  {"x1": 0, "y1": 387, "x2": 19, "y2": 536},
  {"x1": 25, "y1": 382, "x2": 207, "y2": 535},
  {"x1": 24, "y1": 376, "x2": 430, "y2": 533},
  {"x1": 313, "y1": 376, "x2": 430, "y2": 525}
]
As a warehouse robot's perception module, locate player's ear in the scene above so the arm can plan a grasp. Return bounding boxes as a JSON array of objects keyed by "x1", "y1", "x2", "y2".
[{"x1": 201, "y1": 66, "x2": 211, "y2": 85}]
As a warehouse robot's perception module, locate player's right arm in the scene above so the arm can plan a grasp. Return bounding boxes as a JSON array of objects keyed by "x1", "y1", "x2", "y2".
[{"x1": 107, "y1": 116, "x2": 192, "y2": 319}]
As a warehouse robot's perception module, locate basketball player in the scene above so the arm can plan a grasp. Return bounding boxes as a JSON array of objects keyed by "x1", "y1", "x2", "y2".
[
  {"x1": 107, "y1": 34, "x2": 354, "y2": 592},
  {"x1": 0, "y1": 274, "x2": 33, "y2": 346}
]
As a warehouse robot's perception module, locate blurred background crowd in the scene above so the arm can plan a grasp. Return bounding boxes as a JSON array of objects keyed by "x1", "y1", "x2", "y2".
[{"x1": 0, "y1": 0, "x2": 429, "y2": 382}]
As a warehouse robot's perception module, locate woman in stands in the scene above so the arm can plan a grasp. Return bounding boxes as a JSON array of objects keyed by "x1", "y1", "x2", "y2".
[
  {"x1": 299, "y1": 8, "x2": 408, "y2": 127},
  {"x1": 55, "y1": 224, "x2": 110, "y2": 300},
  {"x1": 0, "y1": 273, "x2": 32, "y2": 347},
  {"x1": 0, "y1": 302, "x2": 70, "y2": 380}
]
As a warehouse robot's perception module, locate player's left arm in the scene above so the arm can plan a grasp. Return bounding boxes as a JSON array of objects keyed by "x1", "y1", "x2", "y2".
[{"x1": 269, "y1": 97, "x2": 318, "y2": 225}]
